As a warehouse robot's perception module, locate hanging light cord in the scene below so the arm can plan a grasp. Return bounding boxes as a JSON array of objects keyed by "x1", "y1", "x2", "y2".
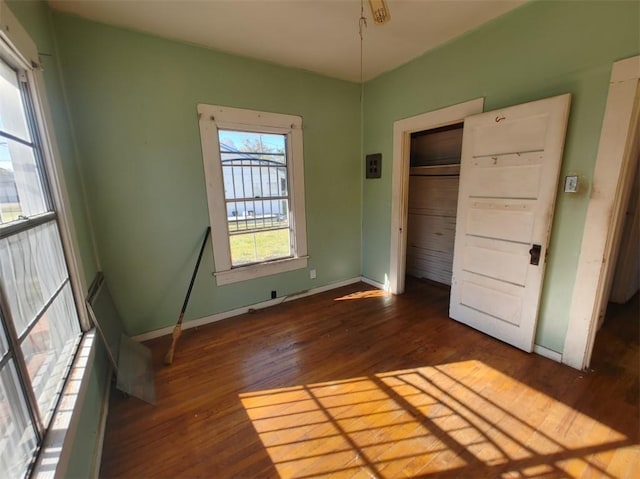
[
  {"x1": 359, "y1": 0, "x2": 367, "y2": 86},
  {"x1": 359, "y1": 0, "x2": 367, "y2": 179}
]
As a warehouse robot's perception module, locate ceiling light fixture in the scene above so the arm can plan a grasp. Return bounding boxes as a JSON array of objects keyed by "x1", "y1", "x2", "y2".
[{"x1": 369, "y1": 0, "x2": 391, "y2": 25}]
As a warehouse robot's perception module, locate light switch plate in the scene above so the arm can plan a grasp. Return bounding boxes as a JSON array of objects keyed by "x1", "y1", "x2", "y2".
[
  {"x1": 564, "y1": 175, "x2": 578, "y2": 193},
  {"x1": 366, "y1": 153, "x2": 382, "y2": 179}
]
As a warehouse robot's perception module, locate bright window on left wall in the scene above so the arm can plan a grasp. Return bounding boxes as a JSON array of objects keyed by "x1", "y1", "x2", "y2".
[{"x1": 0, "y1": 21, "x2": 82, "y2": 479}]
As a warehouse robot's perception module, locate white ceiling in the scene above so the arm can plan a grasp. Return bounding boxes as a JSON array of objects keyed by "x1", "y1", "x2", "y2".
[{"x1": 49, "y1": 0, "x2": 526, "y2": 82}]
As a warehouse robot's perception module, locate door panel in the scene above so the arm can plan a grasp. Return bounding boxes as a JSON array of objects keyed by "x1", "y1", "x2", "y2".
[
  {"x1": 463, "y1": 245, "x2": 528, "y2": 286},
  {"x1": 471, "y1": 113, "x2": 549, "y2": 156},
  {"x1": 450, "y1": 94, "x2": 571, "y2": 352},
  {"x1": 468, "y1": 152, "x2": 544, "y2": 199},
  {"x1": 460, "y1": 280, "x2": 523, "y2": 325},
  {"x1": 466, "y1": 201, "x2": 535, "y2": 244}
]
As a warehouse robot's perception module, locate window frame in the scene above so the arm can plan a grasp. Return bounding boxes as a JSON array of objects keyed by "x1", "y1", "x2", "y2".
[
  {"x1": 198, "y1": 104, "x2": 308, "y2": 285},
  {"x1": 0, "y1": 3, "x2": 88, "y2": 323},
  {"x1": 0, "y1": 1, "x2": 91, "y2": 477}
]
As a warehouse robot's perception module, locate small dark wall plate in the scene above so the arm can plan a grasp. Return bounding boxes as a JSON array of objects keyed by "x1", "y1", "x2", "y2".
[{"x1": 366, "y1": 153, "x2": 382, "y2": 179}]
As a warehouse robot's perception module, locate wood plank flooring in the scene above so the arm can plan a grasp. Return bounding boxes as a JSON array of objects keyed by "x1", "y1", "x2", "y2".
[{"x1": 100, "y1": 279, "x2": 639, "y2": 478}]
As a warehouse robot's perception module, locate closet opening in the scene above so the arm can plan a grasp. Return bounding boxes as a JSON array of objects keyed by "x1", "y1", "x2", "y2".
[{"x1": 405, "y1": 123, "x2": 463, "y2": 287}]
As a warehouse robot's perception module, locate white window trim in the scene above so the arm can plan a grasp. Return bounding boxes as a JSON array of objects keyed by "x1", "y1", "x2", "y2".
[
  {"x1": 198, "y1": 104, "x2": 308, "y2": 285},
  {"x1": 0, "y1": 3, "x2": 100, "y2": 477},
  {"x1": 388, "y1": 98, "x2": 485, "y2": 294}
]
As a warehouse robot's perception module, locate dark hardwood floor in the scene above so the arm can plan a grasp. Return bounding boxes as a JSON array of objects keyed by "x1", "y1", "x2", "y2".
[{"x1": 100, "y1": 279, "x2": 639, "y2": 478}]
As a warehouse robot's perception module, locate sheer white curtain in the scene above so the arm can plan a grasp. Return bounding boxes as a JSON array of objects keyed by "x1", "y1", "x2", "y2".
[
  {"x1": 0, "y1": 360, "x2": 38, "y2": 478},
  {"x1": 0, "y1": 223, "x2": 81, "y2": 439}
]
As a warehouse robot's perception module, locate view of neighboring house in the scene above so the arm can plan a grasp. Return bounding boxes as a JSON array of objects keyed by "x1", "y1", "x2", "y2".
[{"x1": 220, "y1": 141, "x2": 288, "y2": 223}]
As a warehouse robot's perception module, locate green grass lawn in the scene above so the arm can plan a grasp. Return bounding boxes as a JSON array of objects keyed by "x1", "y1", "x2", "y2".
[
  {"x1": 230, "y1": 228, "x2": 291, "y2": 265},
  {"x1": 0, "y1": 203, "x2": 22, "y2": 224}
]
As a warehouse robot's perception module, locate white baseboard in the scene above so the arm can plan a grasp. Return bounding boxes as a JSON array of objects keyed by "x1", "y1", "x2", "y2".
[
  {"x1": 132, "y1": 276, "x2": 373, "y2": 342},
  {"x1": 360, "y1": 276, "x2": 386, "y2": 290},
  {"x1": 533, "y1": 344, "x2": 562, "y2": 363}
]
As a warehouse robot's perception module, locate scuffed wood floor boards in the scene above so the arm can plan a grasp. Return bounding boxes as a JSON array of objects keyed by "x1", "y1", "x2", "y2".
[{"x1": 100, "y1": 279, "x2": 639, "y2": 478}]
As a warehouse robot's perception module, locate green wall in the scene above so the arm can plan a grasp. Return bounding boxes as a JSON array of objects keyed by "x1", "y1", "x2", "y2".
[
  {"x1": 6, "y1": 0, "x2": 639, "y2": 475},
  {"x1": 361, "y1": 0, "x2": 640, "y2": 352},
  {"x1": 52, "y1": 12, "x2": 362, "y2": 336},
  {"x1": 6, "y1": 2, "x2": 106, "y2": 478}
]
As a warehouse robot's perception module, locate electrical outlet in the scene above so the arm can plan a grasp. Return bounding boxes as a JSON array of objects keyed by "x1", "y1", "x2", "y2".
[{"x1": 310, "y1": 269, "x2": 317, "y2": 279}]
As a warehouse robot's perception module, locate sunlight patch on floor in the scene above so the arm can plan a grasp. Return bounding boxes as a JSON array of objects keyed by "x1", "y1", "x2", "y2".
[
  {"x1": 240, "y1": 360, "x2": 634, "y2": 478},
  {"x1": 334, "y1": 290, "x2": 391, "y2": 301}
]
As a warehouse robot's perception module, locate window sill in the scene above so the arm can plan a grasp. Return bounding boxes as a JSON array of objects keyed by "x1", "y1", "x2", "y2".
[
  {"x1": 214, "y1": 256, "x2": 308, "y2": 285},
  {"x1": 31, "y1": 330, "x2": 100, "y2": 479}
]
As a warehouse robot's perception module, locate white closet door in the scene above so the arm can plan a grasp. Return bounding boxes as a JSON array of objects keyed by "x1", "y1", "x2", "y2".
[{"x1": 450, "y1": 94, "x2": 571, "y2": 352}]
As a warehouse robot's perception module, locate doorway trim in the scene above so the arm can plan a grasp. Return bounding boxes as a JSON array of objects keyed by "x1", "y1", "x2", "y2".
[
  {"x1": 389, "y1": 98, "x2": 484, "y2": 294},
  {"x1": 562, "y1": 55, "x2": 640, "y2": 370}
]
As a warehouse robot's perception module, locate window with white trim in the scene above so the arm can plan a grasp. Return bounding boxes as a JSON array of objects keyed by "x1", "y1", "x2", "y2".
[
  {"x1": 0, "y1": 16, "x2": 82, "y2": 479},
  {"x1": 198, "y1": 105, "x2": 308, "y2": 285}
]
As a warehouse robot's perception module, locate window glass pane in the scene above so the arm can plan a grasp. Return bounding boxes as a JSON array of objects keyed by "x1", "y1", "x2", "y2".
[
  {"x1": 221, "y1": 162, "x2": 288, "y2": 201},
  {"x1": 218, "y1": 129, "x2": 292, "y2": 267},
  {"x1": 0, "y1": 139, "x2": 48, "y2": 223},
  {"x1": 0, "y1": 360, "x2": 38, "y2": 479},
  {"x1": 219, "y1": 130, "x2": 286, "y2": 164},
  {"x1": 0, "y1": 221, "x2": 68, "y2": 335},
  {"x1": 227, "y1": 199, "x2": 289, "y2": 233},
  {"x1": 230, "y1": 228, "x2": 291, "y2": 266},
  {"x1": 0, "y1": 60, "x2": 31, "y2": 142},
  {"x1": 20, "y1": 283, "x2": 80, "y2": 425},
  {"x1": 219, "y1": 130, "x2": 287, "y2": 199}
]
